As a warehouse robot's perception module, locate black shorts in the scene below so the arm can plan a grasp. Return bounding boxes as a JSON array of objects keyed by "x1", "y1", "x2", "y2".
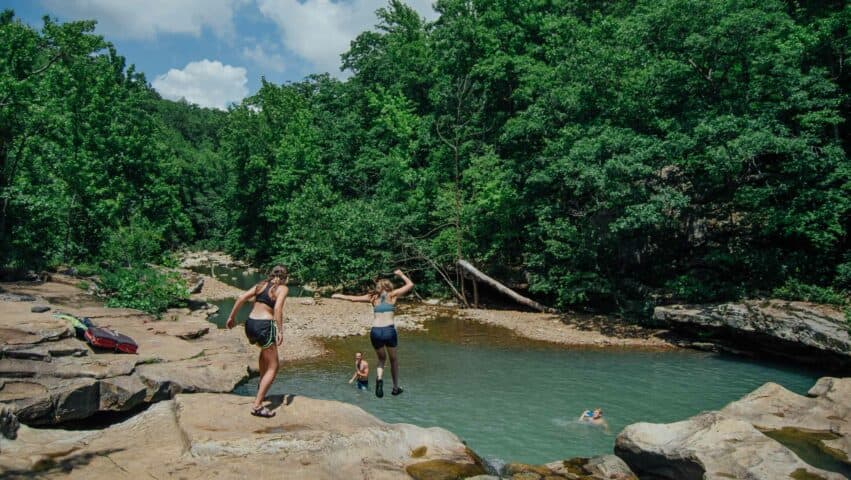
[
  {"x1": 370, "y1": 325, "x2": 398, "y2": 349},
  {"x1": 245, "y1": 318, "x2": 276, "y2": 349}
]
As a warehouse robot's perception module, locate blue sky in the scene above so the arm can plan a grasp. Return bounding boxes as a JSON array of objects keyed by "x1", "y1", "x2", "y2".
[{"x1": 2, "y1": 0, "x2": 438, "y2": 109}]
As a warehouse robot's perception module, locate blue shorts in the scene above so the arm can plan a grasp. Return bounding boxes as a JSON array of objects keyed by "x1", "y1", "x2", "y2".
[
  {"x1": 356, "y1": 379, "x2": 369, "y2": 390},
  {"x1": 370, "y1": 325, "x2": 398, "y2": 349}
]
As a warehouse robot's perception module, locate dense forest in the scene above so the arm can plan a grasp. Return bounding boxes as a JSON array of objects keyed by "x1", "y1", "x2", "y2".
[{"x1": 1, "y1": 1, "x2": 849, "y2": 316}]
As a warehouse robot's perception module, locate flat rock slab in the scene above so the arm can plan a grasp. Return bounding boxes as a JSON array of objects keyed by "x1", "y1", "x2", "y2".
[
  {"x1": 1, "y1": 338, "x2": 89, "y2": 361},
  {"x1": 0, "y1": 302, "x2": 71, "y2": 345},
  {"x1": 655, "y1": 299, "x2": 851, "y2": 359},
  {"x1": 0, "y1": 393, "x2": 484, "y2": 480},
  {"x1": 615, "y1": 411, "x2": 845, "y2": 480}
]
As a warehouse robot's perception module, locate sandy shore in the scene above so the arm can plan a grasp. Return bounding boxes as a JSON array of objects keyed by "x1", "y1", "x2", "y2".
[{"x1": 457, "y1": 308, "x2": 675, "y2": 349}]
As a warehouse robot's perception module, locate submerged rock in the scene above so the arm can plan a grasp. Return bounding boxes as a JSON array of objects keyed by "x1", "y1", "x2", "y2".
[
  {"x1": 654, "y1": 300, "x2": 851, "y2": 365},
  {"x1": 615, "y1": 411, "x2": 845, "y2": 480},
  {"x1": 0, "y1": 393, "x2": 483, "y2": 479},
  {"x1": 499, "y1": 456, "x2": 636, "y2": 480}
]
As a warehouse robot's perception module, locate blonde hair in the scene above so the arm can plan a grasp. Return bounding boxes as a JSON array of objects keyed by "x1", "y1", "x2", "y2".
[
  {"x1": 255, "y1": 264, "x2": 288, "y2": 296},
  {"x1": 369, "y1": 278, "x2": 394, "y2": 302}
]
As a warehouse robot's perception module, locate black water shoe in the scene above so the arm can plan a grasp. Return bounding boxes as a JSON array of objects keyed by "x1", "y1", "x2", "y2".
[
  {"x1": 391, "y1": 387, "x2": 404, "y2": 396},
  {"x1": 376, "y1": 379, "x2": 384, "y2": 398}
]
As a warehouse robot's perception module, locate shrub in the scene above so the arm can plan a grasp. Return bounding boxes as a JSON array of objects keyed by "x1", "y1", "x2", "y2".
[
  {"x1": 100, "y1": 218, "x2": 165, "y2": 268},
  {"x1": 97, "y1": 266, "x2": 188, "y2": 316},
  {"x1": 772, "y1": 279, "x2": 848, "y2": 306}
]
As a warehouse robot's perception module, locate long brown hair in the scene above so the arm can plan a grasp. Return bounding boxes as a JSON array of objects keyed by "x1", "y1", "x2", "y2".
[{"x1": 255, "y1": 264, "x2": 288, "y2": 297}]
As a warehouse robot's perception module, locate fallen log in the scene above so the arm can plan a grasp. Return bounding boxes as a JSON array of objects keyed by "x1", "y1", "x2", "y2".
[{"x1": 457, "y1": 260, "x2": 556, "y2": 313}]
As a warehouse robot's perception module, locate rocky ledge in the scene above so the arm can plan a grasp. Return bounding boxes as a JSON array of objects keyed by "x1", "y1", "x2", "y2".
[
  {"x1": 655, "y1": 300, "x2": 851, "y2": 366},
  {"x1": 0, "y1": 392, "x2": 486, "y2": 479},
  {"x1": 615, "y1": 377, "x2": 851, "y2": 480},
  {"x1": 0, "y1": 280, "x2": 255, "y2": 426}
]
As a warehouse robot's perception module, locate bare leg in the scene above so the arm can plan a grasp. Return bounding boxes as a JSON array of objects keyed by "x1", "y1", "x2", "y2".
[
  {"x1": 374, "y1": 347, "x2": 387, "y2": 380},
  {"x1": 387, "y1": 347, "x2": 399, "y2": 389},
  {"x1": 254, "y1": 345, "x2": 279, "y2": 409}
]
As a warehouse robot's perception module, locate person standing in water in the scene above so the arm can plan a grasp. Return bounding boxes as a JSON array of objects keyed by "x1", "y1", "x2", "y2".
[
  {"x1": 226, "y1": 265, "x2": 288, "y2": 417},
  {"x1": 333, "y1": 269, "x2": 414, "y2": 398},
  {"x1": 348, "y1": 352, "x2": 369, "y2": 391}
]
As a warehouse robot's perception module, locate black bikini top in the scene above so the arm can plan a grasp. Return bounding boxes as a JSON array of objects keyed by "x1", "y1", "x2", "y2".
[{"x1": 255, "y1": 282, "x2": 277, "y2": 308}]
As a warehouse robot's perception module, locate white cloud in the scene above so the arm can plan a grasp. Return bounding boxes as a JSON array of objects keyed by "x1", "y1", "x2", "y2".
[
  {"x1": 243, "y1": 44, "x2": 286, "y2": 73},
  {"x1": 152, "y1": 60, "x2": 248, "y2": 110},
  {"x1": 40, "y1": 0, "x2": 248, "y2": 39},
  {"x1": 256, "y1": 0, "x2": 437, "y2": 75}
]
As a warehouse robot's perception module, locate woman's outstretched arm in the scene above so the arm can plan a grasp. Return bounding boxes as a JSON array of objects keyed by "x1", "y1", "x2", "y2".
[
  {"x1": 391, "y1": 269, "x2": 414, "y2": 298},
  {"x1": 226, "y1": 287, "x2": 256, "y2": 329},
  {"x1": 332, "y1": 293, "x2": 372, "y2": 302}
]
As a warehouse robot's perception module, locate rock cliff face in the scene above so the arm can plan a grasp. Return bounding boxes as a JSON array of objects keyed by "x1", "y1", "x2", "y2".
[
  {"x1": 0, "y1": 393, "x2": 485, "y2": 480},
  {"x1": 615, "y1": 377, "x2": 851, "y2": 480},
  {"x1": 654, "y1": 300, "x2": 851, "y2": 365}
]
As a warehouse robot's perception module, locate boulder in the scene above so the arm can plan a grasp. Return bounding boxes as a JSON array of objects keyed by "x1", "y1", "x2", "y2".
[
  {"x1": 720, "y1": 377, "x2": 851, "y2": 464},
  {"x1": 615, "y1": 411, "x2": 845, "y2": 480},
  {"x1": 30, "y1": 305, "x2": 50, "y2": 313},
  {"x1": 654, "y1": 300, "x2": 851, "y2": 364},
  {"x1": 0, "y1": 393, "x2": 484, "y2": 480},
  {"x1": 98, "y1": 374, "x2": 147, "y2": 411}
]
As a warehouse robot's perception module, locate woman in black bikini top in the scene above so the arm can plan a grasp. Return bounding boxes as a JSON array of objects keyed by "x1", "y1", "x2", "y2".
[{"x1": 226, "y1": 265, "x2": 288, "y2": 418}]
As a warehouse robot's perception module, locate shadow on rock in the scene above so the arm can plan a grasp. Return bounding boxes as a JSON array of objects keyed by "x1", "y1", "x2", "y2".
[{"x1": 1, "y1": 448, "x2": 125, "y2": 479}]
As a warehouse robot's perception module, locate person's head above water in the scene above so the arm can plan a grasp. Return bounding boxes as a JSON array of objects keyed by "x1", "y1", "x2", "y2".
[{"x1": 355, "y1": 352, "x2": 362, "y2": 361}]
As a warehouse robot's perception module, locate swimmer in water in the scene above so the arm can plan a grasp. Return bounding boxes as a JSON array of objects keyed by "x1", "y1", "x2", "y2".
[{"x1": 579, "y1": 407, "x2": 610, "y2": 433}]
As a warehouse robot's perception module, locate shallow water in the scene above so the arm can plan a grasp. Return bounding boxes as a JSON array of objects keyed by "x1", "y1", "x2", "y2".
[
  {"x1": 763, "y1": 429, "x2": 851, "y2": 477},
  {"x1": 234, "y1": 316, "x2": 823, "y2": 467}
]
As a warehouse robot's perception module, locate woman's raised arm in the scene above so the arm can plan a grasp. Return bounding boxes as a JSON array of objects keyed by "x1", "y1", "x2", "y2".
[{"x1": 391, "y1": 269, "x2": 414, "y2": 298}]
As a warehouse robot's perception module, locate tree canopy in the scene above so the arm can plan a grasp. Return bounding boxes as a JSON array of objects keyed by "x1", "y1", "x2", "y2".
[{"x1": 2, "y1": 0, "x2": 849, "y2": 315}]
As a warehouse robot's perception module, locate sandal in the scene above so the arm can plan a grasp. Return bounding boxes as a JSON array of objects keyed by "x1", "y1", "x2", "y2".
[
  {"x1": 391, "y1": 387, "x2": 404, "y2": 396},
  {"x1": 250, "y1": 405, "x2": 276, "y2": 418},
  {"x1": 376, "y1": 379, "x2": 384, "y2": 398}
]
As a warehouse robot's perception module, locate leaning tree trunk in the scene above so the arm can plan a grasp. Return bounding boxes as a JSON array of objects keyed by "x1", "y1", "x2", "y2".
[{"x1": 457, "y1": 260, "x2": 556, "y2": 313}]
